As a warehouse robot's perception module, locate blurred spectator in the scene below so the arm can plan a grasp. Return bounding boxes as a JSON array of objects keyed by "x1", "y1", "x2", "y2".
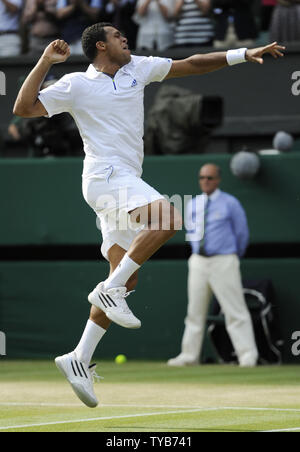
[
  {"x1": 7, "y1": 74, "x2": 82, "y2": 157},
  {"x1": 213, "y1": 0, "x2": 257, "y2": 49},
  {"x1": 133, "y1": 0, "x2": 175, "y2": 51},
  {"x1": 56, "y1": 0, "x2": 101, "y2": 55},
  {"x1": 0, "y1": 0, "x2": 23, "y2": 56},
  {"x1": 22, "y1": 0, "x2": 59, "y2": 57},
  {"x1": 173, "y1": 0, "x2": 215, "y2": 47},
  {"x1": 270, "y1": 0, "x2": 300, "y2": 43},
  {"x1": 167, "y1": 163, "x2": 258, "y2": 368},
  {"x1": 104, "y1": 0, "x2": 138, "y2": 50},
  {"x1": 261, "y1": 0, "x2": 277, "y2": 32}
]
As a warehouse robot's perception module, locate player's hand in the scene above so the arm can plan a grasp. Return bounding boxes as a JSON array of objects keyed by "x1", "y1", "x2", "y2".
[
  {"x1": 42, "y1": 40, "x2": 71, "y2": 65},
  {"x1": 246, "y1": 42, "x2": 285, "y2": 65}
]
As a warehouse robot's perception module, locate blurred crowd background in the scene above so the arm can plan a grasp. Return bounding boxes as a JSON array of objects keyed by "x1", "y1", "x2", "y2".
[
  {"x1": 1, "y1": 0, "x2": 300, "y2": 58},
  {"x1": 1, "y1": 0, "x2": 299, "y2": 158}
]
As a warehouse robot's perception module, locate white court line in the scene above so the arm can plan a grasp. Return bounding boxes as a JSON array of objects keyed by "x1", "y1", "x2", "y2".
[
  {"x1": 1, "y1": 405, "x2": 300, "y2": 431},
  {"x1": 261, "y1": 427, "x2": 300, "y2": 432},
  {"x1": 0, "y1": 408, "x2": 218, "y2": 431},
  {"x1": 1, "y1": 402, "x2": 300, "y2": 412}
]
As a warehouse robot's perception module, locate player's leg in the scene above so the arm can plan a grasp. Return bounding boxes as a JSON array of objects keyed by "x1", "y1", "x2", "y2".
[
  {"x1": 55, "y1": 244, "x2": 139, "y2": 408},
  {"x1": 103, "y1": 199, "x2": 182, "y2": 291},
  {"x1": 128, "y1": 198, "x2": 183, "y2": 264},
  {"x1": 89, "y1": 199, "x2": 182, "y2": 329},
  {"x1": 209, "y1": 255, "x2": 258, "y2": 367},
  {"x1": 89, "y1": 244, "x2": 139, "y2": 329},
  {"x1": 76, "y1": 244, "x2": 139, "y2": 364}
]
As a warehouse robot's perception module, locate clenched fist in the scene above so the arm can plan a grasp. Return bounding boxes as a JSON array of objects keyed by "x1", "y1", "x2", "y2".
[{"x1": 42, "y1": 40, "x2": 71, "y2": 65}]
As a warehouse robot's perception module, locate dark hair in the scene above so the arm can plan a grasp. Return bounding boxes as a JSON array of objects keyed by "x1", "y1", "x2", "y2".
[{"x1": 82, "y1": 22, "x2": 113, "y2": 62}]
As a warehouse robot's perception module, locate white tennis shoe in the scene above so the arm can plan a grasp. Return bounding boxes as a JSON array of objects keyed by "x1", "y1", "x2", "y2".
[
  {"x1": 88, "y1": 282, "x2": 141, "y2": 329},
  {"x1": 167, "y1": 355, "x2": 198, "y2": 367},
  {"x1": 55, "y1": 351, "x2": 100, "y2": 408}
]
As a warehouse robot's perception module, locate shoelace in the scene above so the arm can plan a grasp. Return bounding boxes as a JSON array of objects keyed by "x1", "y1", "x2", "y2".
[
  {"x1": 89, "y1": 364, "x2": 104, "y2": 383},
  {"x1": 124, "y1": 290, "x2": 135, "y2": 298},
  {"x1": 112, "y1": 290, "x2": 135, "y2": 314}
]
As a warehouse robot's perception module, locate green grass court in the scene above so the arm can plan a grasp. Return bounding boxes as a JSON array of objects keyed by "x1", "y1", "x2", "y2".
[{"x1": 0, "y1": 361, "x2": 300, "y2": 432}]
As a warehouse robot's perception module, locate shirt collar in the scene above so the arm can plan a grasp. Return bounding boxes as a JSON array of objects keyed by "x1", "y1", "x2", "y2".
[
  {"x1": 86, "y1": 64, "x2": 105, "y2": 79},
  {"x1": 86, "y1": 59, "x2": 134, "y2": 79},
  {"x1": 207, "y1": 188, "x2": 221, "y2": 201}
]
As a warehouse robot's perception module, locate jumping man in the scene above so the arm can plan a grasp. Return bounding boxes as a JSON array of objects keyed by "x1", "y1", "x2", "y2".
[{"x1": 13, "y1": 23, "x2": 285, "y2": 407}]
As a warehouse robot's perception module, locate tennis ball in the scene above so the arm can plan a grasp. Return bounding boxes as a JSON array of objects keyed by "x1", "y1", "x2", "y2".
[{"x1": 115, "y1": 354, "x2": 127, "y2": 364}]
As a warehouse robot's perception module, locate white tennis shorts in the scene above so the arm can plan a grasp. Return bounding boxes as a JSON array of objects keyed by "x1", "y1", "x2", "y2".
[{"x1": 82, "y1": 165, "x2": 165, "y2": 260}]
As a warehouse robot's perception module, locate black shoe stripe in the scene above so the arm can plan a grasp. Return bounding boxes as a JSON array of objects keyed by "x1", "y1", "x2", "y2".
[
  {"x1": 80, "y1": 363, "x2": 88, "y2": 379},
  {"x1": 75, "y1": 360, "x2": 83, "y2": 377},
  {"x1": 98, "y1": 293, "x2": 107, "y2": 308},
  {"x1": 103, "y1": 293, "x2": 116, "y2": 307},
  {"x1": 71, "y1": 360, "x2": 77, "y2": 377},
  {"x1": 105, "y1": 294, "x2": 117, "y2": 307},
  {"x1": 101, "y1": 293, "x2": 112, "y2": 307}
]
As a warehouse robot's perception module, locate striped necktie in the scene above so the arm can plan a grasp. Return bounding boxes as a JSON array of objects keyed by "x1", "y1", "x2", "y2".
[{"x1": 199, "y1": 198, "x2": 210, "y2": 256}]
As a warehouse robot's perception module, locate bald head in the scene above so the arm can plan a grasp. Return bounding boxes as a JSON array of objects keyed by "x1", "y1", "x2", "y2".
[{"x1": 198, "y1": 164, "x2": 221, "y2": 195}]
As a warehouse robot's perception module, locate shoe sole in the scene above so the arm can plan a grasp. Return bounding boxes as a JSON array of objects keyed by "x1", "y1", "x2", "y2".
[
  {"x1": 55, "y1": 356, "x2": 98, "y2": 408},
  {"x1": 167, "y1": 361, "x2": 198, "y2": 367},
  {"x1": 88, "y1": 291, "x2": 141, "y2": 329},
  {"x1": 106, "y1": 311, "x2": 141, "y2": 329}
]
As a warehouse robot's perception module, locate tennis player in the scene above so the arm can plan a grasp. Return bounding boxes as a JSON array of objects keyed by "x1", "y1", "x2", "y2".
[{"x1": 13, "y1": 23, "x2": 284, "y2": 407}]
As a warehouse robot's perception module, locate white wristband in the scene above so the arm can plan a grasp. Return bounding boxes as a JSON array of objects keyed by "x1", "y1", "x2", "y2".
[{"x1": 226, "y1": 48, "x2": 248, "y2": 66}]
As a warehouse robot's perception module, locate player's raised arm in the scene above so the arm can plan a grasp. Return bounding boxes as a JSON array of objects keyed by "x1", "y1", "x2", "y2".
[
  {"x1": 13, "y1": 40, "x2": 70, "y2": 118},
  {"x1": 165, "y1": 42, "x2": 285, "y2": 79}
]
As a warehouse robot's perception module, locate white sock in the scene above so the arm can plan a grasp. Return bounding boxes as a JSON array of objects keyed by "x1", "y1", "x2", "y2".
[
  {"x1": 74, "y1": 320, "x2": 106, "y2": 366},
  {"x1": 104, "y1": 253, "x2": 140, "y2": 290}
]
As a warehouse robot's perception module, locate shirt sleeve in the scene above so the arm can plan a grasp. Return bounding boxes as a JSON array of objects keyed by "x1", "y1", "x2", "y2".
[
  {"x1": 136, "y1": 56, "x2": 173, "y2": 85},
  {"x1": 38, "y1": 75, "x2": 73, "y2": 118},
  {"x1": 230, "y1": 198, "x2": 250, "y2": 258}
]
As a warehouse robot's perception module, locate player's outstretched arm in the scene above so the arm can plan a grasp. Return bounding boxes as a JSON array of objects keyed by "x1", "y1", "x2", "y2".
[
  {"x1": 165, "y1": 42, "x2": 285, "y2": 80},
  {"x1": 13, "y1": 40, "x2": 70, "y2": 118}
]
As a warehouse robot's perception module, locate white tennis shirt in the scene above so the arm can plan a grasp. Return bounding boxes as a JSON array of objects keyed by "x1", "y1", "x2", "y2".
[{"x1": 38, "y1": 55, "x2": 172, "y2": 178}]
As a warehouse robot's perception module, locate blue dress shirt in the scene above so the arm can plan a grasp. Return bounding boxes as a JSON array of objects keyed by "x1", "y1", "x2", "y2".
[{"x1": 185, "y1": 189, "x2": 249, "y2": 257}]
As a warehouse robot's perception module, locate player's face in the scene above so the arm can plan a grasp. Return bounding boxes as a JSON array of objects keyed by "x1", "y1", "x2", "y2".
[
  {"x1": 198, "y1": 165, "x2": 220, "y2": 195},
  {"x1": 103, "y1": 27, "x2": 131, "y2": 66}
]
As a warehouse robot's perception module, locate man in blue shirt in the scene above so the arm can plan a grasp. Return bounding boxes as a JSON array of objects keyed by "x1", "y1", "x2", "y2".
[{"x1": 168, "y1": 163, "x2": 258, "y2": 367}]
